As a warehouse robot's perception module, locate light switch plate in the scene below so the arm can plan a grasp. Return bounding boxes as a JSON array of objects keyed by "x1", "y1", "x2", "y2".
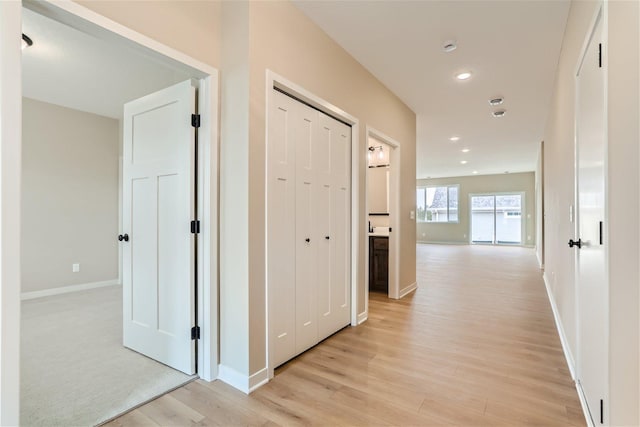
[
  {"x1": 410, "y1": 210, "x2": 415, "y2": 220},
  {"x1": 72, "y1": 263, "x2": 80, "y2": 273}
]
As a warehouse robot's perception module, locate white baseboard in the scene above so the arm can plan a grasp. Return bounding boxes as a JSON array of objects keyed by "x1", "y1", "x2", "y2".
[
  {"x1": 417, "y1": 240, "x2": 467, "y2": 245},
  {"x1": 357, "y1": 311, "x2": 368, "y2": 325},
  {"x1": 248, "y1": 367, "x2": 269, "y2": 393},
  {"x1": 542, "y1": 272, "x2": 576, "y2": 380},
  {"x1": 21, "y1": 279, "x2": 121, "y2": 300},
  {"x1": 398, "y1": 281, "x2": 417, "y2": 298},
  {"x1": 218, "y1": 364, "x2": 268, "y2": 394}
]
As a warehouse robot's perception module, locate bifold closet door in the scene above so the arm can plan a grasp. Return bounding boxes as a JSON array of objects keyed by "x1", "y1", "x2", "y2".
[
  {"x1": 268, "y1": 89, "x2": 351, "y2": 368},
  {"x1": 317, "y1": 113, "x2": 351, "y2": 339},
  {"x1": 294, "y1": 99, "x2": 319, "y2": 355},
  {"x1": 268, "y1": 91, "x2": 297, "y2": 367}
]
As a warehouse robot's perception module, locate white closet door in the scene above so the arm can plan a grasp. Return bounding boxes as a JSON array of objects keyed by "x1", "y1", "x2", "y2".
[
  {"x1": 294, "y1": 101, "x2": 319, "y2": 354},
  {"x1": 326, "y1": 113, "x2": 351, "y2": 335},
  {"x1": 268, "y1": 91, "x2": 297, "y2": 367},
  {"x1": 316, "y1": 113, "x2": 352, "y2": 338}
]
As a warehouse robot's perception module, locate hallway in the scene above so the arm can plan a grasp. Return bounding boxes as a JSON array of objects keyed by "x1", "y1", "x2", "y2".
[{"x1": 108, "y1": 244, "x2": 584, "y2": 426}]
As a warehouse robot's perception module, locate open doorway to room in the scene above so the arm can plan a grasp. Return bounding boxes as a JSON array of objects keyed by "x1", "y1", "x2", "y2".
[
  {"x1": 19, "y1": 3, "x2": 217, "y2": 425},
  {"x1": 365, "y1": 128, "x2": 400, "y2": 301}
]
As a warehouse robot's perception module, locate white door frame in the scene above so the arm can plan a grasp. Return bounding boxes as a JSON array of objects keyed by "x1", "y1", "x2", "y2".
[
  {"x1": 2, "y1": 1, "x2": 219, "y2": 420},
  {"x1": 265, "y1": 70, "x2": 360, "y2": 378},
  {"x1": 573, "y1": 2, "x2": 609, "y2": 424},
  {"x1": 364, "y1": 127, "x2": 401, "y2": 303}
]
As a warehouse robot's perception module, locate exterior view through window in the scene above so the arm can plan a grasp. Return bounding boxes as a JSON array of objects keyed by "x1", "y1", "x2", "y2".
[
  {"x1": 417, "y1": 185, "x2": 459, "y2": 223},
  {"x1": 470, "y1": 194, "x2": 523, "y2": 244}
]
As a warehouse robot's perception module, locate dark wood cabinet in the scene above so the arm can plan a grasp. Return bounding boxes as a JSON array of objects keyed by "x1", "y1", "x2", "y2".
[{"x1": 369, "y1": 236, "x2": 389, "y2": 293}]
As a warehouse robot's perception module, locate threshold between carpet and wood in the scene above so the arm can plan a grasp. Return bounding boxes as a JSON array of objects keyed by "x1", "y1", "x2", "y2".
[
  {"x1": 21, "y1": 284, "x2": 195, "y2": 427},
  {"x1": 107, "y1": 244, "x2": 585, "y2": 426}
]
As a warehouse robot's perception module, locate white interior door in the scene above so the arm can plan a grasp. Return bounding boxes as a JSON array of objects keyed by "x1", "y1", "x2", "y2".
[
  {"x1": 576, "y1": 10, "x2": 608, "y2": 425},
  {"x1": 122, "y1": 80, "x2": 197, "y2": 375}
]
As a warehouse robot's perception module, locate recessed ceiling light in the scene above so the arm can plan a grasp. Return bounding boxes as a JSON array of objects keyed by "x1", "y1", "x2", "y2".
[
  {"x1": 489, "y1": 97, "x2": 504, "y2": 106},
  {"x1": 461, "y1": 148, "x2": 470, "y2": 153},
  {"x1": 492, "y1": 110, "x2": 506, "y2": 118},
  {"x1": 460, "y1": 160, "x2": 468, "y2": 164},
  {"x1": 472, "y1": 171, "x2": 478, "y2": 174},
  {"x1": 22, "y1": 34, "x2": 33, "y2": 50},
  {"x1": 449, "y1": 136, "x2": 460, "y2": 142},
  {"x1": 442, "y1": 40, "x2": 457, "y2": 53},
  {"x1": 456, "y1": 71, "x2": 472, "y2": 80}
]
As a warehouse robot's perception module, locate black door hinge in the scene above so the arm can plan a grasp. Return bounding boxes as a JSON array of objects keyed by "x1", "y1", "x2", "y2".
[
  {"x1": 191, "y1": 326, "x2": 200, "y2": 340},
  {"x1": 191, "y1": 114, "x2": 201, "y2": 128},
  {"x1": 598, "y1": 43, "x2": 602, "y2": 68},
  {"x1": 190, "y1": 220, "x2": 201, "y2": 234}
]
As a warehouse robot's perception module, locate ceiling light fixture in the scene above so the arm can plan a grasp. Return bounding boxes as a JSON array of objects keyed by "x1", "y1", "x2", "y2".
[
  {"x1": 489, "y1": 97, "x2": 504, "y2": 106},
  {"x1": 22, "y1": 34, "x2": 33, "y2": 50},
  {"x1": 456, "y1": 71, "x2": 472, "y2": 80},
  {"x1": 460, "y1": 160, "x2": 468, "y2": 165},
  {"x1": 492, "y1": 110, "x2": 506, "y2": 118},
  {"x1": 461, "y1": 148, "x2": 470, "y2": 153},
  {"x1": 449, "y1": 136, "x2": 460, "y2": 142},
  {"x1": 442, "y1": 40, "x2": 457, "y2": 53}
]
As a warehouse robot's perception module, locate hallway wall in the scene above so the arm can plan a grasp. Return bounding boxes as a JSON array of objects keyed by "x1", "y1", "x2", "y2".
[{"x1": 543, "y1": 0, "x2": 639, "y2": 424}]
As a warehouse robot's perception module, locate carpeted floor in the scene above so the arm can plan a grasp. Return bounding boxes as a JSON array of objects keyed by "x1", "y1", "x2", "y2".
[{"x1": 21, "y1": 285, "x2": 195, "y2": 427}]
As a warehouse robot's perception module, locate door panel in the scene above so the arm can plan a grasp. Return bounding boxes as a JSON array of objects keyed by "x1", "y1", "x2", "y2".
[
  {"x1": 471, "y1": 195, "x2": 495, "y2": 244},
  {"x1": 268, "y1": 92, "x2": 297, "y2": 367},
  {"x1": 576, "y1": 10, "x2": 607, "y2": 425},
  {"x1": 495, "y1": 195, "x2": 522, "y2": 244},
  {"x1": 123, "y1": 80, "x2": 196, "y2": 375}
]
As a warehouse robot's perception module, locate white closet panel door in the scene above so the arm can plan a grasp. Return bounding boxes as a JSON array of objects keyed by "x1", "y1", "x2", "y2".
[
  {"x1": 268, "y1": 91, "x2": 297, "y2": 367},
  {"x1": 295, "y1": 103, "x2": 319, "y2": 354},
  {"x1": 319, "y1": 113, "x2": 352, "y2": 337},
  {"x1": 316, "y1": 121, "x2": 333, "y2": 338},
  {"x1": 330, "y1": 116, "x2": 352, "y2": 330}
]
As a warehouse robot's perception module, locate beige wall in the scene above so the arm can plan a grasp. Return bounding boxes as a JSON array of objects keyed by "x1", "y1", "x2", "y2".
[
  {"x1": 21, "y1": 98, "x2": 119, "y2": 292},
  {"x1": 245, "y1": 1, "x2": 416, "y2": 375},
  {"x1": 543, "y1": 0, "x2": 639, "y2": 424},
  {"x1": 416, "y1": 172, "x2": 535, "y2": 246}
]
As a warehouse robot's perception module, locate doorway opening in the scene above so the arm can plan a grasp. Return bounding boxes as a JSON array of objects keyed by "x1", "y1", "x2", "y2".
[
  {"x1": 470, "y1": 193, "x2": 525, "y2": 245},
  {"x1": 365, "y1": 127, "x2": 400, "y2": 306},
  {"x1": 16, "y1": 1, "x2": 219, "y2": 424}
]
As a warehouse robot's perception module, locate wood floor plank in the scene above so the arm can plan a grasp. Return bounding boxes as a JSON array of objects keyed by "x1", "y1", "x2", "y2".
[{"x1": 107, "y1": 244, "x2": 585, "y2": 426}]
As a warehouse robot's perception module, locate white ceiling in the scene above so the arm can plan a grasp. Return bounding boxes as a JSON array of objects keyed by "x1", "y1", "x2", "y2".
[
  {"x1": 293, "y1": 1, "x2": 570, "y2": 179},
  {"x1": 22, "y1": 8, "x2": 192, "y2": 119}
]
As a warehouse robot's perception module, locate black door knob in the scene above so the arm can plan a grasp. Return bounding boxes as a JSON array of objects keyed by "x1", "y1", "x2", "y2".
[
  {"x1": 118, "y1": 234, "x2": 129, "y2": 242},
  {"x1": 305, "y1": 238, "x2": 310, "y2": 243},
  {"x1": 568, "y1": 238, "x2": 581, "y2": 248}
]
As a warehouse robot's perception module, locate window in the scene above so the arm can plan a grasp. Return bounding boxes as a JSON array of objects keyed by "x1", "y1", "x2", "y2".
[{"x1": 416, "y1": 185, "x2": 459, "y2": 223}]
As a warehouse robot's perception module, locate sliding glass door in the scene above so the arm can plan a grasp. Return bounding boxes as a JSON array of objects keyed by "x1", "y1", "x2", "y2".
[{"x1": 470, "y1": 193, "x2": 523, "y2": 245}]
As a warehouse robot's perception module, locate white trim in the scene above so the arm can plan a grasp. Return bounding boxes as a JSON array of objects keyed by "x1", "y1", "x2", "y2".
[
  {"x1": 21, "y1": 280, "x2": 120, "y2": 301},
  {"x1": 217, "y1": 364, "x2": 268, "y2": 395},
  {"x1": 542, "y1": 273, "x2": 576, "y2": 380},
  {"x1": 417, "y1": 241, "x2": 467, "y2": 246},
  {"x1": 264, "y1": 70, "x2": 360, "y2": 380},
  {"x1": 13, "y1": 0, "x2": 220, "y2": 393},
  {"x1": 0, "y1": 2, "x2": 23, "y2": 423},
  {"x1": 576, "y1": 381, "x2": 596, "y2": 427},
  {"x1": 217, "y1": 364, "x2": 250, "y2": 394},
  {"x1": 365, "y1": 127, "x2": 401, "y2": 302},
  {"x1": 356, "y1": 312, "x2": 368, "y2": 325},
  {"x1": 248, "y1": 368, "x2": 269, "y2": 393},
  {"x1": 398, "y1": 282, "x2": 417, "y2": 299}
]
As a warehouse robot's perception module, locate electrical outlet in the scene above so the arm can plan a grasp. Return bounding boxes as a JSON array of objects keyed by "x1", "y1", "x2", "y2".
[
  {"x1": 410, "y1": 210, "x2": 415, "y2": 220},
  {"x1": 463, "y1": 234, "x2": 467, "y2": 238},
  {"x1": 72, "y1": 263, "x2": 80, "y2": 273},
  {"x1": 527, "y1": 235, "x2": 531, "y2": 241},
  {"x1": 422, "y1": 233, "x2": 426, "y2": 237}
]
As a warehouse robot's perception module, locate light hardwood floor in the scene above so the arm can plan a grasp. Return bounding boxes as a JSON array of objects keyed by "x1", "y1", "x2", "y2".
[{"x1": 107, "y1": 244, "x2": 584, "y2": 426}]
